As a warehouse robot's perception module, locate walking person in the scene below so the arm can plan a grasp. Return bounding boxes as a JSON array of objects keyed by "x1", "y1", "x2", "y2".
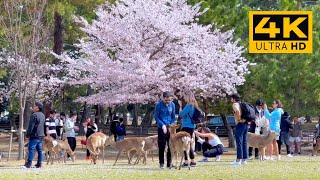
[
  {"x1": 195, "y1": 127, "x2": 224, "y2": 162},
  {"x1": 110, "y1": 116, "x2": 120, "y2": 142},
  {"x1": 248, "y1": 99, "x2": 264, "y2": 160},
  {"x1": 154, "y1": 91, "x2": 176, "y2": 169},
  {"x1": 264, "y1": 100, "x2": 284, "y2": 160},
  {"x1": 177, "y1": 90, "x2": 197, "y2": 167},
  {"x1": 230, "y1": 94, "x2": 248, "y2": 166},
  {"x1": 83, "y1": 117, "x2": 98, "y2": 161},
  {"x1": 65, "y1": 112, "x2": 79, "y2": 159},
  {"x1": 23, "y1": 102, "x2": 45, "y2": 168},
  {"x1": 278, "y1": 112, "x2": 293, "y2": 157},
  {"x1": 115, "y1": 117, "x2": 126, "y2": 141},
  {"x1": 45, "y1": 110, "x2": 57, "y2": 139}
]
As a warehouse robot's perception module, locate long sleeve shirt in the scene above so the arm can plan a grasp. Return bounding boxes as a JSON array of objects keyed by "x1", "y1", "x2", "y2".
[
  {"x1": 264, "y1": 108, "x2": 284, "y2": 133},
  {"x1": 154, "y1": 100, "x2": 176, "y2": 128},
  {"x1": 180, "y1": 104, "x2": 195, "y2": 129},
  {"x1": 65, "y1": 118, "x2": 76, "y2": 137}
]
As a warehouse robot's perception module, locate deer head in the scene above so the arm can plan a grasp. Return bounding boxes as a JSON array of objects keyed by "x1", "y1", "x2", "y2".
[
  {"x1": 105, "y1": 135, "x2": 115, "y2": 147},
  {"x1": 267, "y1": 130, "x2": 280, "y2": 139},
  {"x1": 168, "y1": 124, "x2": 181, "y2": 135}
]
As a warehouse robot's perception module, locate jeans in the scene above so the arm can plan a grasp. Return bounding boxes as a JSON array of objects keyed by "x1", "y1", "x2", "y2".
[
  {"x1": 181, "y1": 127, "x2": 195, "y2": 160},
  {"x1": 116, "y1": 135, "x2": 125, "y2": 142},
  {"x1": 158, "y1": 127, "x2": 171, "y2": 166},
  {"x1": 202, "y1": 143, "x2": 224, "y2": 157},
  {"x1": 67, "y1": 137, "x2": 76, "y2": 158},
  {"x1": 26, "y1": 138, "x2": 43, "y2": 166},
  {"x1": 235, "y1": 123, "x2": 249, "y2": 160}
]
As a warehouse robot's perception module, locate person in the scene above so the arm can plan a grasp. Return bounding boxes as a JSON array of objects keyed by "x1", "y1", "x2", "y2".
[
  {"x1": 289, "y1": 116, "x2": 303, "y2": 155},
  {"x1": 110, "y1": 116, "x2": 120, "y2": 142},
  {"x1": 230, "y1": 94, "x2": 248, "y2": 166},
  {"x1": 313, "y1": 120, "x2": 320, "y2": 147},
  {"x1": 59, "y1": 112, "x2": 66, "y2": 139},
  {"x1": 195, "y1": 127, "x2": 224, "y2": 162},
  {"x1": 45, "y1": 110, "x2": 57, "y2": 139},
  {"x1": 23, "y1": 102, "x2": 45, "y2": 168},
  {"x1": 65, "y1": 112, "x2": 79, "y2": 159},
  {"x1": 264, "y1": 100, "x2": 284, "y2": 160},
  {"x1": 55, "y1": 112, "x2": 64, "y2": 140},
  {"x1": 177, "y1": 91, "x2": 197, "y2": 167},
  {"x1": 278, "y1": 112, "x2": 293, "y2": 157},
  {"x1": 83, "y1": 117, "x2": 98, "y2": 160},
  {"x1": 154, "y1": 91, "x2": 176, "y2": 169},
  {"x1": 248, "y1": 99, "x2": 264, "y2": 160},
  {"x1": 116, "y1": 117, "x2": 126, "y2": 141}
]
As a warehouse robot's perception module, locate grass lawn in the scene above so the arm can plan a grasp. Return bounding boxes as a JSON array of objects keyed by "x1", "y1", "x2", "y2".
[{"x1": 0, "y1": 154, "x2": 320, "y2": 180}]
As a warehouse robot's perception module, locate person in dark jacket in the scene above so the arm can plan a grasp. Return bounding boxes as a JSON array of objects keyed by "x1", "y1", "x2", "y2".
[
  {"x1": 248, "y1": 99, "x2": 264, "y2": 160},
  {"x1": 154, "y1": 91, "x2": 176, "y2": 169},
  {"x1": 277, "y1": 112, "x2": 293, "y2": 157},
  {"x1": 116, "y1": 117, "x2": 126, "y2": 141},
  {"x1": 23, "y1": 102, "x2": 45, "y2": 169},
  {"x1": 110, "y1": 116, "x2": 120, "y2": 142}
]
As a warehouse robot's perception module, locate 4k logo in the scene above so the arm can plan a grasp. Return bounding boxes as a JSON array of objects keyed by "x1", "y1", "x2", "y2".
[{"x1": 249, "y1": 11, "x2": 313, "y2": 53}]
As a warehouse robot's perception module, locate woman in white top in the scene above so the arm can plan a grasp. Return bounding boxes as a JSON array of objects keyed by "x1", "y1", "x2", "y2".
[{"x1": 194, "y1": 127, "x2": 224, "y2": 162}]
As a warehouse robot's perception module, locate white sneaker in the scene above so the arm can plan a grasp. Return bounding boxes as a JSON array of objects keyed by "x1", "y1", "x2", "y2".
[
  {"x1": 248, "y1": 156, "x2": 253, "y2": 160},
  {"x1": 193, "y1": 152, "x2": 197, "y2": 156},
  {"x1": 241, "y1": 160, "x2": 247, "y2": 165},
  {"x1": 231, "y1": 161, "x2": 241, "y2": 166},
  {"x1": 276, "y1": 155, "x2": 281, "y2": 160},
  {"x1": 215, "y1": 156, "x2": 221, "y2": 161},
  {"x1": 198, "y1": 157, "x2": 209, "y2": 162},
  {"x1": 287, "y1": 154, "x2": 293, "y2": 158},
  {"x1": 68, "y1": 157, "x2": 72, "y2": 161}
]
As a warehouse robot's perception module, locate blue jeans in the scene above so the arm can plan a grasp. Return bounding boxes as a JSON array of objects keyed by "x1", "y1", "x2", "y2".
[
  {"x1": 116, "y1": 135, "x2": 125, "y2": 141},
  {"x1": 235, "y1": 123, "x2": 248, "y2": 160},
  {"x1": 27, "y1": 138, "x2": 43, "y2": 165}
]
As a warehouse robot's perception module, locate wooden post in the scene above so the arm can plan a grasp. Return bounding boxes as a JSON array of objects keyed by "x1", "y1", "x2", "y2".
[{"x1": 7, "y1": 128, "x2": 16, "y2": 161}]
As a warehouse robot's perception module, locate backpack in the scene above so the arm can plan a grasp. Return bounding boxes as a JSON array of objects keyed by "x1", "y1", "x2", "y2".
[
  {"x1": 115, "y1": 124, "x2": 125, "y2": 135},
  {"x1": 188, "y1": 107, "x2": 204, "y2": 124},
  {"x1": 239, "y1": 102, "x2": 256, "y2": 122}
]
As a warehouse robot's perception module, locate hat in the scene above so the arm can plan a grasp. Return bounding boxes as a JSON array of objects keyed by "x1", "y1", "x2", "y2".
[
  {"x1": 35, "y1": 102, "x2": 44, "y2": 108},
  {"x1": 255, "y1": 99, "x2": 264, "y2": 106}
]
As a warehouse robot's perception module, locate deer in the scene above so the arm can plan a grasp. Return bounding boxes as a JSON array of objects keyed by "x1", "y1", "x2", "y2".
[
  {"x1": 53, "y1": 139, "x2": 76, "y2": 163},
  {"x1": 168, "y1": 124, "x2": 192, "y2": 170},
  {"x1": 128, "y1": 135, "x2": 158, "y2": 164},
  {"x1": 248, "y1": 130, "x2": 280, "y2": 161},
  {"x1": 86, "y1": 132, "x2": 108, "y2": 164},
  {"x1": 105, "y1": 135, "x2": 147, "y2": 166}
]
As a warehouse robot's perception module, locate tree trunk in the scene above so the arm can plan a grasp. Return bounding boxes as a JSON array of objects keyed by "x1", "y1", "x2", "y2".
[
  {"x1": 131, "y1": 104, "x2": 138, "y2": 126},
  {"x1": 202, "y1": 97, "x2": 208, "y2": 121},
  {"x1": 23, "y1": 101, "x2": 33, "y2": 130},
  {"x1": 221, "y1": 113, "x2": 235, "y2": 148},
  {"x1": 17, "y1": 103, "x2": 25, "y2": 160},
  {"x1": 79, "y1": 86, "x2": 93, "y2": 135},
  {"x1": 108, "y1": 107, "x2": 112, "y2": 124},
  {"x1": 53, "y1": 11, "x2": 63, "y2": 65},
  {"x1": 141, "y1": 103, "x2": 155, "y2": 126},
  {"x1": 100, "y1": 105, "x2": 107, "y2": 124}
]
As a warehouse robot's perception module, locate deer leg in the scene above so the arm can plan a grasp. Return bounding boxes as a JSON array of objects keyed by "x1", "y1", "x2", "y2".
[
  {"x1": 102, "y1": 146, "x2": 105, "y2": 164},
  {"x1": 134, "y1": 150, "x2": 143, "y2": 165},
  {"x1": 151, "y1": 150, "x2": 154, "y2": 162},
  {"x1": 113, "y1": 151, "x2": 122, "y2": 166},
  {"x1": 46, "y1": 151, "x2": 50, "y2": 165}
]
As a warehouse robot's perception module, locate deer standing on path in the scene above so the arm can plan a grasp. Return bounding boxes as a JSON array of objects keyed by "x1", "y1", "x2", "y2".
[
  {"x1": 128, "y1": 135, "x2": 158, "y2": 164},
  {"x1": 86, "y1": 132, "x2": 108, "y2": 164}
]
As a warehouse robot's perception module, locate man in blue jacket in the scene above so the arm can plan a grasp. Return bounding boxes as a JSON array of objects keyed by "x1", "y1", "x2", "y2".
[{"x1": 154, "y1": 91, "x2": 176, "y2": 169}]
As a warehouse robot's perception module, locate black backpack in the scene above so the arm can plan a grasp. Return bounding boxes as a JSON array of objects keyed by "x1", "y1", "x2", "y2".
[
  {"x1": 188, "y1": 107, "x2": 204, "y2": 124},
  {"x1": 239, "y1": 102, "x2": 256, "y2": 122}
]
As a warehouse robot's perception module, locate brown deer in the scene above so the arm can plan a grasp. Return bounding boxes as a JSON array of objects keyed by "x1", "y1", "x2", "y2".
[
  {"x1": 86, "y1": 132, "x2": 108, "y2": 164},
  {"x1": 168, "y1": 124, "x2": 192, "y2": 170},
  {"x1": 248, "y1": 130, "x2": 280, "y2": 161},
  {"x1": 105, "y1": 135, "x2": 147, "y2": 166},
  {"x1": 53, "y1": 139, "x2": 76, "y2": 163},
  {"x1": 312, "y1": 138, "x2": 320, "y2": 156},
  {"x1": 128, "y1": 135, "x2": 158, "y2": 164}
]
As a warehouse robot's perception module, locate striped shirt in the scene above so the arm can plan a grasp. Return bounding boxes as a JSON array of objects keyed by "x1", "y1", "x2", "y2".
[{"x1": 45, "y1": 118, "x2": 57, "y2": 135}]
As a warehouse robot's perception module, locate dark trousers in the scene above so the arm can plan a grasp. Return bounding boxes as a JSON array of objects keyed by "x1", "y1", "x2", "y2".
[
  {"x1": 56, "y1": 126, "x2": 62, "y2": 137},
  {"x1": 181, "y1": 127, "x2": 195, "y2": 160},
  {"x1": 235, "y1": 123, "x2": 249, "y2": 160},
  {"x1": 248, "y1": 122, "x2": 259, "y2": 157},
  {"x1": 158, "y1": 127, "x2": 171, "y2": 166},
  {"x1": 202, "y1": 143, "x2": 224, "y2": 157},
  {"x1": 67, "y1": 137, "x2": 76, "y2": 158},
  {"x1": 277, "y1": 140, "x2": 290, "y2": 155},
  {"x1": 86, "y1": 132, "x2": 94, "y2": 157},
  {"x1": 195, "y1": 137, "x2": 202, "y2": 152}
]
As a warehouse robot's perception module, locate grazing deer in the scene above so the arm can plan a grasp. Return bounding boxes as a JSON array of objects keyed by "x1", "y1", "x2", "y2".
[
  {"x1": 53, "y1": 139, "x2": 76, "y2": 163},
  {"x1": 128, "y1": 135, "x2": 158, "y2": 164},
  {"x1": 248, "y1": 130, "x2": 280, "y2": 161},
  {"x1": 86, "y1": 132, "x2": 108, "y2": 164},
  {"x1": 168, "y1": 124, "x2": 192, "y2": 170},
  {"x1": 105, "y1": 136, "x2": 147, "y2": 166}
]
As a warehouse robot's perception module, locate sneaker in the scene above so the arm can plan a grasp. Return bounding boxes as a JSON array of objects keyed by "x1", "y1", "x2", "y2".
[
  {"x1": 287, "y1": 154, "x2": 294, "y2": 158},
  {"x1": 241, "y1": 160, "x2": 247, "y2": 165},
  {"x1": 193, "y1": 152, "x2": 197, "y2": 156},
  {"x1": 231, "y1": 161, "x2": 241, "y2": 166},
  {"x1": 160, "y1": 163, "x2": 164, "y2": 169},
  {"x1": 298, "y1": 152, "x2": 301, "y2": 155},
  {"x1": 215, "y1": 156, "x2": 221, "y2": 161},
  {"x1": 199, "y1": 157, "x2": 209, "y2": 162},
  {"x1": 190, "y1": 162, "x2": 197, "y2": 167},
  {"x1": 181, "y1": 163, "x2": 189, "y2": 168},
  {"x1": 67, "y1": 157, "x2": 72, "y2": 161},
  {"x1": 276, "y1": 155, "x2": 281, "y2": 160},
  {"x1": 255, "y1": 156, "x2": 259, "y2": 160},
  {"x1": 34, "y1": 163, "x2": 42, "y2": 168},
  {"x1": 86, "y1": 156, "x2": 90, "y2": 161},
  {"x1": 248, "y1": 156, "x2": 253, "y2": 160},
  {"x1": 21, "y1": 163, "x2": 31, "y2": 169}
]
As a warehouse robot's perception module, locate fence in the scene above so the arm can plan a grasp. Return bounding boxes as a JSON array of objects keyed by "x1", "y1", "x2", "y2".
[{"x1": 97, "y1": 124, "x2": 158, "y2": 137}]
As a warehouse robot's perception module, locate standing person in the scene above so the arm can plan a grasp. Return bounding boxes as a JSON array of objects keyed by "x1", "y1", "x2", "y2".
[
  {"x1": 23, "y1": 102, "x2": 45, "y2": 168},
  {"x1": 264, "y1": 100, "x2": 284, "y2": 160},
  {"x1": 65, "y1": 112, "x2": 79, "y2": 159},
  {"x1": 195, "y1": 127, "x2": 224, "y2": 162},
  {"x1": 289, "y1": 116, "x2": 303, "y2": 155},
  {"x1": 177, "y1": 91, "x2": 197, "y2": 167},
  {"x1": 154, "y1": 91, "x2": 176, "y2": 169},
  {"x1": 55, "y1": 112, "x2": 64, "y2": 140},
  {"x1": 230, "y1": 94, "x2": 248, "y2": 166},
  {"x1": 110, "y1": 116, "x2": 120, "y2": 142},
  {"x1": 83, "y1": 117, "x2": 98, "y2": 160},
  {"x1": 248, "y1": 99, "x2": 264, "y2": 160},
  {"x1": 116, "y1": 117, "x2": 126, "y2": 141},
  {"x1": 45, "y1": 110, "x2": 57, "y2": 139},
  {"x1": 278, "y1": 112, "x2": 293, "y2": 157},
  {"x1": 59, "y1": 112, "x2": 66, "y2": 140}
]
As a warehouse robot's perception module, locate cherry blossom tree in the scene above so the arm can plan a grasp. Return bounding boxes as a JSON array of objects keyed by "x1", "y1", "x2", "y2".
[{"x1": 59, "y1": 0, "x2": 250, "y2": 106}]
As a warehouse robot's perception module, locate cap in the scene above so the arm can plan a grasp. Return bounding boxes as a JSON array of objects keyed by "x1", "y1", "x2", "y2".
[
  {"x1": 35, "y1": 102, "x2": 44, "y2": 108},
  {"x1": 256, "y1": 99, "x2": 264, "y2": 106}
]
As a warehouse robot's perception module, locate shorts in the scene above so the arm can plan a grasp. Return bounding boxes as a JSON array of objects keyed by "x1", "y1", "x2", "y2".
[{"x1": 289, "y1": 136, "x2": 302, "y2": 143}]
